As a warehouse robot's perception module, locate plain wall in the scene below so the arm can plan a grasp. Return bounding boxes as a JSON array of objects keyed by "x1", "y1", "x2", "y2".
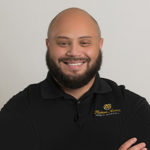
[{"x1": 0, "y1": 0, "x2": 150, "y2": 109}]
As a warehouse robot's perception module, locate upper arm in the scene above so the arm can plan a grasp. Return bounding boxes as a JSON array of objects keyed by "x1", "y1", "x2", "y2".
[{"x1": 119, "y1": 89, "x2": 150, "y2": 149}]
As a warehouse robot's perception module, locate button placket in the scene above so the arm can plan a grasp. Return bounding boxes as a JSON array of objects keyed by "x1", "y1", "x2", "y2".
[{"x1": 77, "y1": 101, "x2": 80, "y2": 104}]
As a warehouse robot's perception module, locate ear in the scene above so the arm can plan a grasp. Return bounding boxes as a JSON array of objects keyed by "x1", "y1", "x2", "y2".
[
  {"x1": 99, "y1": 38, "x2": 104, "y2": 49},
  {"x1": 46, "y1": 38, "x2": 49, "y2": 48}
]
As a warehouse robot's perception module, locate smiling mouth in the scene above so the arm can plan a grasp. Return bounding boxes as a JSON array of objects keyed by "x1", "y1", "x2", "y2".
[
  {"x1": 62, "y1": 61, "x2": 86, "y2": 70},
  {"x1": 67, "y1": 62, "x2": 84, "y2": 66},
  {"x1": 59, "y1": 57, "x2": 90, "y2": 71},
  {"x1": 63, "y1": 61, "x2": 86, "y2": 65}
]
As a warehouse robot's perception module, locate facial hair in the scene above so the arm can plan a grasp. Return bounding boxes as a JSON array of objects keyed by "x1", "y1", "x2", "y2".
[{"x1": 46, "y1": 49, "x2": 103, "y2": 89}]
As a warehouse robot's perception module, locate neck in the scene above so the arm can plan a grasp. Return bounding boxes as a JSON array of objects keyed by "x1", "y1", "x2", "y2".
[{"x1": 62, "y1": 76, "x2": 96, "y2": 100}]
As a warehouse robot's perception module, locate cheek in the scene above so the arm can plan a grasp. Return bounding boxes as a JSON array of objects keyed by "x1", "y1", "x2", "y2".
[
  {"x1": 48, "y1": 41, "x2": 66, "y2": 59},
  {"x1": 49, "y1": 46, "x2": 66, "y2": 60},
  {"x1": 85, "y1": 48, "x2": 99, "y2": 60}
]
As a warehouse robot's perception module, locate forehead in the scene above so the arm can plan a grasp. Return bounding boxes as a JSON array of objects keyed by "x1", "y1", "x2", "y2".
[{"x1": 49, "y1": 12, "x2": 99, "y2": 39}]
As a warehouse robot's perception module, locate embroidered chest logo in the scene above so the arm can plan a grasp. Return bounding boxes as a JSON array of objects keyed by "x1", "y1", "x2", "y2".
[
  {"x1": 103, "y1": 104, "x2": 112, "y2": 110},
  {"x1": 94, "y1": 103, "x2": 121, "y2": 117}
]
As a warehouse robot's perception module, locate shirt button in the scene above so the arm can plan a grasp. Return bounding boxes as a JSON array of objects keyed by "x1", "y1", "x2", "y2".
[{"x1": 77, "y1": 101, "x2": 80, "y2": 104}]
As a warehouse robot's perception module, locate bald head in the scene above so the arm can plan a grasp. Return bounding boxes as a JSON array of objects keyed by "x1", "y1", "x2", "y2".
[{"x1": 47, "y1": 8, "x2": 101, "y2": 39}]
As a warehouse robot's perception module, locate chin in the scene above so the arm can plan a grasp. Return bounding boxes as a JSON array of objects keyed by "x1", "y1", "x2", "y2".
[{"x1": 63, "y1": 69, "x2": 87, "y2": 76}]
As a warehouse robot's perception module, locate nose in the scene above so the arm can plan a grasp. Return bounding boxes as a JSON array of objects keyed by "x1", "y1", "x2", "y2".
[{"x1": 66, "y1": 42, "x2": 81, "y2": 57}]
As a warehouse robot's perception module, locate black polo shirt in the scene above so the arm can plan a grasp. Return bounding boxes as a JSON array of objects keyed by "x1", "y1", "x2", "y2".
[{"x1": 0, "y1": 72, "x2": 150, "y2": 150}]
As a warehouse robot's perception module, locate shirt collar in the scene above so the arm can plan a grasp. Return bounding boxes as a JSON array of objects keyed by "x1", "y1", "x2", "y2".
[
  {"x1": 92, "y1": 73, "x2": 112, "y2": 94},
  {"x1": 40, "y1": 71, "x2": 112, "y2": 100}
]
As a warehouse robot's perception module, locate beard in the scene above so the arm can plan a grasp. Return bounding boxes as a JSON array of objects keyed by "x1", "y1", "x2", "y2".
[{"x1": 46, "y1": 49, "x2": 103, "y2": 89}]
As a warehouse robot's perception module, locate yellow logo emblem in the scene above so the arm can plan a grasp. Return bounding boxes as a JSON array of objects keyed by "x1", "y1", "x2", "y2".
[
  {"x1": 103, "y1": 104, "x2": 112, "y2": 110},
  {"x1": 94, "y1": 104, "x2": 121, "y2": 117}
]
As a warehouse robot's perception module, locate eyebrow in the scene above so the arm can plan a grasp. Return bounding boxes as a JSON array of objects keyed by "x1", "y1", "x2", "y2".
[
  {"x1": 79, "y1": 36, "x2": 92, "y2": 39},
  {"x1": 56, "y1": 36, "x2": 70, "y2": 39},
  {"x1": 55, "y1": 36, "x2": 92, "y2": 40}
]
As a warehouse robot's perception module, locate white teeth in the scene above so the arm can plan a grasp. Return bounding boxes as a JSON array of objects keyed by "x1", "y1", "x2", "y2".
[{"x1": 68, "y1": 63, "x2": 83, "y2": 66}]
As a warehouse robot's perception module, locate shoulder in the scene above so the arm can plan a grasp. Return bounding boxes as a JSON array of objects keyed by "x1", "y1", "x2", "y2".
[
  {"x1": 0, "y1": 82, "x2": 42, "y2": 115},
  {"x1": 101, "y1": 77, "x2": 149, "y2": 115},
  {"x1": 101, "y1": 77, "x2": 148, "y2": 106}
]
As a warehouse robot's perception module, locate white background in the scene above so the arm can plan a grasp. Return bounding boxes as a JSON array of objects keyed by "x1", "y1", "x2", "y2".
[{"x1": 0, "y1": 0, "x2": 150, "y2": 109}]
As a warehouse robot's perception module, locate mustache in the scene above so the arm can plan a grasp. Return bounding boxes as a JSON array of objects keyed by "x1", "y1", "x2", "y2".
[{"x1": 58, "y1": 57, "x2": 91, "y2": 63}]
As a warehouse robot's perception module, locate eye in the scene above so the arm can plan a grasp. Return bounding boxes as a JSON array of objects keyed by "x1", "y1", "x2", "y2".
[
  {"x1": 80, "y1": 41, "x2": 91, "y2": 47},
  {"x1": 57, "y1": 41, "x2": 70, "y2": 47}
]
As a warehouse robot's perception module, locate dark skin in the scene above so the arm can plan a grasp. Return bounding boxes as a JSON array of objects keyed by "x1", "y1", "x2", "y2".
[
  {"x1": 46, "y1": 8, "x2": 103, "y2": 99},
  {"x1": 119, "y1": 138, "x2": 147, "y2": 150}
]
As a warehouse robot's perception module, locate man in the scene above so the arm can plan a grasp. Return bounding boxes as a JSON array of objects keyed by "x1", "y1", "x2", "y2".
[{"x1": 0, "y1": 8, "x2": 149, "y2": 150}]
